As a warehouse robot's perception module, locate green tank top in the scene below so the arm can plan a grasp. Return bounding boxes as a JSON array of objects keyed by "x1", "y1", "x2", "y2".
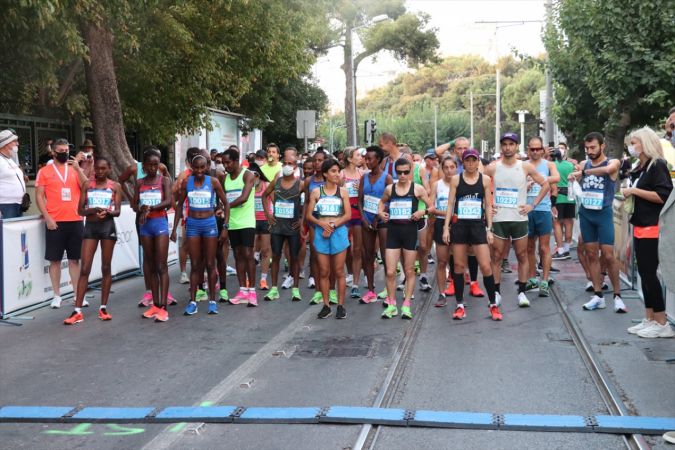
[
  {"x1": 224, "y1": 169, "x2": 255, "y2": 230},
  {"x1": 413, "y1": 164, "x2": 426, "y2": 211}
]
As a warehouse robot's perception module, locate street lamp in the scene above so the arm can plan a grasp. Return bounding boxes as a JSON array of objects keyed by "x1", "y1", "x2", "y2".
[{"x1": 516, "y1": 110, "x2": 529, "y2": 153}]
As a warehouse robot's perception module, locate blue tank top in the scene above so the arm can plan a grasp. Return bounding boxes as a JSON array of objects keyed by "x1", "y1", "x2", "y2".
[
  {"x1": 136, "y1": 161, "x2": 147, "y2": 180},
  {"x1": 308, "y1": 175, "x2": 324, "y2": 194},
  {"x1": 580, "y1": 159, "x2": 615, "y2": 210},
  {"x1": 362, "y1": 170, "x2": 387, "y2": 223},
  {"x1": 527, "y1": 159, "x2": 551, "y2": 212},
  {"x1": 383, "y1": 158, "x2": 399, "y2": 182},
  {"x1": 186, "y1": 175, "x2": 215, "y2": 211}
]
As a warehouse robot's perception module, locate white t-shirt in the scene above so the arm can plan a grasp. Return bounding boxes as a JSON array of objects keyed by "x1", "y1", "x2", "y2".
[{"x1": 0, "y1": 154, "x2": 26, "y2": 204}]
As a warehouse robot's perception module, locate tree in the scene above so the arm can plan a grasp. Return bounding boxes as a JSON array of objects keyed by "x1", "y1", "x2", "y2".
[{"x1": 544, "y1": 0, "x2": 675, "y2": 157}]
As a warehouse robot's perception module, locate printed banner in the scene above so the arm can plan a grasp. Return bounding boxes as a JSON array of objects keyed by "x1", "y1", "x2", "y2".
[{"x1": 612, "y1": 197, "x2": 633, "y2": 285}]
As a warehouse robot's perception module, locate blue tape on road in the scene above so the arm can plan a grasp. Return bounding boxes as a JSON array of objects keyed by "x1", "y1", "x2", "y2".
[
  {"x1": 238, "y1": 407, "x2": 321, "y2": 424},
  {"x1": 502, "y1": 414, "x2": 590, "y2": 432},
  {"x1": 0, "y1": 406, "x2": 73, "y2": 422},
  {"x1": 409, "y1": 410, "x2": 495, "y2": 429},
  {"x1": 155, "y1": 406, "x2": 237, "y2": 423},
  {"x1": 72, "y1": 407, "x2": 155, "y2": 422},
  {"x1": 321, "y1": 406, "x2": 407, "y2": 426},
  {"x1": 595, "y1": 415, "x2": 675, "y2": 435}
]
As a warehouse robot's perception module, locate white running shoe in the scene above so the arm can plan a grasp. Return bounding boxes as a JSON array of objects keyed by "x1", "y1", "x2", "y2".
[
  {"x1": 299, "y1": 270, "x2": 306, "y2": 279},
  {"x1": 50, "y1": 295, "x2": 62, "y2": 309},
  {"x1": 281, "y1": 275, "x2": 294, "y2": 289},
  {"x1": 584, "y1": 281, "x2": 594, "y2": 292},
  {"x1": 179, "y1": 272, "x2": 189, "y2": 284},
  {"x1": 345, "y1": 274, "x2": 354, "y2": 287},
  {"x1": 517, "y1": 292, "x2": 530, "y2": 308},
  {"x1": 583, "y1": 295, "x2": 606, "y2": 311},
  {"x1": 627, "y1": 319, "x2": 654, "y2": 335},
  {"x1": 307, "y1": 276, "x2": 316, "y2": 289},
  {"x1": 81, "y1": 298, "x2": 90, "y2": 307},
  {"x1": 613, "y1": 295, "x2": 627, "y2": 313},
  {"x1": 637, "y1": 322, "x2": 675, "y2": 338},
  {"x1": 495, "y1": 292, "x2": 502, "y2": 306},
  {"x1": 226, "y1": 265, "x2": 237, "y2": 276}
]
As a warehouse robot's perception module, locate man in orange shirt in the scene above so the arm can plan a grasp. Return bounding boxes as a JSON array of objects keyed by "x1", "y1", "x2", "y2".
[{"x1": 35, "y1": 138, "x2": 88, "y2": 309}]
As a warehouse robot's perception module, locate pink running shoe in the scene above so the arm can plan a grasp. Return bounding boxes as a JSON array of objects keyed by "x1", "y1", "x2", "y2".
[
  {"x1": 360, "y1": 291, "x2": 377, "y2": 304},
  {"x1": 167, "y1": 291, "x2": 178, "y2": 306},
  {"x1": 247, "y1": 290, "x2": 258, "y2": 307},
  {"x1": 137, "y1": 292, "x2": 153, "y2": 307},
  {"x1": 229, "y1": 290, "x2": 248, "y2": 305}
]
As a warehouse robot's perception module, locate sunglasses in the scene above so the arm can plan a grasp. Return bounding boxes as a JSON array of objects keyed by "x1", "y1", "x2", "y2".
[
  {"x1": 396, "y1": 169, "x2": 411, "y2": 175},
  {"x1": 528, "y1": 147, "x2": 544, "y2": 151}
]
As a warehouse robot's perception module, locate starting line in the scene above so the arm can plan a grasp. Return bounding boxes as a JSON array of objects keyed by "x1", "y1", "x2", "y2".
[{"x1": 1, "y1": 406, "x2": 674, "y2": 435}]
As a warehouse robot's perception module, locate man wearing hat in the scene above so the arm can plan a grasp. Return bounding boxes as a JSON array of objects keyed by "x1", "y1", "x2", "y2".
[
  {"x1": 0, "y1": 129, "x2": 27, "y2": 218},
  {"x1": 484, "y1": 132, "x2": 550, "y2": 308}
]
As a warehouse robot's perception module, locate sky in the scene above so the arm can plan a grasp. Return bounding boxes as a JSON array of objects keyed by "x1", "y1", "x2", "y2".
[{"x1": 312, "y1": 0, "x2": 548, "y2": 113}]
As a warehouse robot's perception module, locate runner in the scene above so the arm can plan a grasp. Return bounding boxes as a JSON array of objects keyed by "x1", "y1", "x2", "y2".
[
  {"x1": 413, "y1": 155, "x2": 433, "y2": 291},
  {"x1": 569, "y1": 132, "x2": 625, "y2": 312},
  {"x1": 222, "y1": 148, "x2": 258, "y2": 306},
  {"x1": 358, "y1": 145, "x2": 393, "y2": 304},
  {"x1": 133, "y1": 149, "x2": 173, "y2": 322},
  {"x1": 171, "y1": 154, "x2": 229, "y2": 316},
  {"x1": 305, "y1": 158, "x2": 351, "y2": 319},
  {"x1": 251, "y1": 163, "x2": 272, "y2": 290},
  {"x1": 443, "y1": 149, "x2": 501, "y2": 320},
  {"x1": 64, "y1": 158, "x2": 122, "y2": 324},
  {"x1": 551, "y1": 147, "x2": 576, "y2": 260},
  {"x1": 378, "y1": 158, "x2": 432, "y2": 319},
  {"x1": 260, "y1": 143, "x2": 282, "y2": 183},
  {"x1": 483, "y1": 132, "x2": 549, "y2": 308},
  {"x1": 262, "y1": 153, "x2": 304, "y2": 302},
  {"x1": 341, "y1": 146, "x2": 365, "y2": 299}
]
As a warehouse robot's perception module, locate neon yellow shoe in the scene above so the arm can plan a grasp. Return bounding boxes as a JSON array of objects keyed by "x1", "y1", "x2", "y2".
[
  {"x1": 310, "y1": 291, "x2": 323, "y2": 304},
  {"x1": 401, "y1": 305, "x2": 412, "y2": 320},
  {"x1": 381, "y1": 304, "x2": 398, "y2": 319},
  {"x1": 329, "y1": 290, "x2": 338, "y2": 304}
]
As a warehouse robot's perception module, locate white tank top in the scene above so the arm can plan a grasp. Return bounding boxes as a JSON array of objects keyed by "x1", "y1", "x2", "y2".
[
  {"x1": 434, "y1": 180, "x2": 450, "y2": 218},
  {"x1": 493, "y1": 160, "x2": 528, "y2": 223}
]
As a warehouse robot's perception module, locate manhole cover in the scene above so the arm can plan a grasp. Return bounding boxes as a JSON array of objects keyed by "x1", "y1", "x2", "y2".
[{"x1": 290, "y1": 336, "x2": 387, "y2": 359}]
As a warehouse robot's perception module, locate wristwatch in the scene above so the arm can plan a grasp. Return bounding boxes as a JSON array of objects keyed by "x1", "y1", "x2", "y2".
[{"x1": 330, "y1": 222, "x2": 336, "y2": 229}]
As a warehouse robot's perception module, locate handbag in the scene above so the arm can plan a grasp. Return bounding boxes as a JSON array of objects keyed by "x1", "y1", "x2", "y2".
[{"x1": 21, "y1": 192, "x2": 31, "y2": 212}]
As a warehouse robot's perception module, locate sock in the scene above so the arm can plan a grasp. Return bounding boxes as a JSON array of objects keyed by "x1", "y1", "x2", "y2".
[
  {"x1": 468, "y1": 256, "x2": 478, "y2": 281},
  {"x1": 563, "y1": 242, "x2": 570, "y2": 253},
  {"x1": 518, "y1": 281, "x2": 526, "y2": 294},
  {"x1": 209, "y1": 300, "x2": 216, "y2": 303},
  {"x1": 99, "y1": 305, "x2": 106, "y2": 310},
  {"x1": 74, "y1": 307, "x2": 82, "y2": 313},
  {"x1": 595, "y1": 291, "x2": 603, "y2": 298},
  {"x1": 261, "y1": 273, "x2": 267, "y2": 281},
  {"x1": 483, "y1": 275, "x2": 496, "y2": 304},
  {"x1": 402, "y1": 298, "x2": 411, "y2": 307},
  {"x1": 453, "y1": 272, "x2": 465, "y2": 303},
  {"x1": 457, "y1": 302, "x2": 464, "y2": 309},
  {"x1": 495, "y1": 282, "x2": 501, "y2": 294},
  {"x1": 190, "y1": 300, "x2": 197, "y2": 305}
]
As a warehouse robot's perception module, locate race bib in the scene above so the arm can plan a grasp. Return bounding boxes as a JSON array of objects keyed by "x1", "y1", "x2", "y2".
[
  {"x1": 254, "y1": 197, "x2": 264, "y2": 213},
  {"x1": 364, "y1": 194, "x2": 379, "y2": 214},
  {"x1": 527, "y1": 184, "x2": 541, "y2": 198},
  {"x1": 274, "y1": 200, "x2": 294, "y2": 219},
  {"x1": 139, "y1": 190, "x2": 161, "y2": 206},
  {"x1": 495, "y1": 188, "x2": 518, "y2": 208},
  {"x1": 457, "y1": 198, "x2": 482, "y2": 220},
  {"x1": 346, "y1": 181, "x2": 359, "y2": 198},
  {"x1": 188, "y1": 190, "x2": 212, "y2": 208},
  {"x1": 226, "y1": 189, "x2": 241, "y2": 204},
  {"x1": 581, "y1": 190, "x2": 603, "y2": 210},
  {"x1": 435, "y1": 196, "x2": 448, "y2": 214},
  {"x1": 61, "y1": 188, "x2": 72, "y2": 202},
  {"x1": 88, "y1": 189, "x2": 113, "y2": 209},
  {"x1": 316, "y1": 197, "x2": 342, "y2": 217},
  {"x1": 389, "y1": 199, "x2": 412, "y2": 220}
]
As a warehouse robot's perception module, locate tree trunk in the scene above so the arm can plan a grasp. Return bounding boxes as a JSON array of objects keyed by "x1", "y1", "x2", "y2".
[
  {"x1": 343, "y1": 28, "x2": 359, "y2": 147},
  {"x1": 603, "y1": 109, "x2": 631, "y2": 159},
  {"x1": 79, "y1": 20, "x2": 133, "y2": 179}
]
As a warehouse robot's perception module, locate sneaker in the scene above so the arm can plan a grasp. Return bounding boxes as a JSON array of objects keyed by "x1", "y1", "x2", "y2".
[
  {"x1": 208, "y1": 301, "x2": 219, "y2": 314},
  {"x1": 254, "y1": 252, "x2": 260, "y2": 265},
  {"x1": 219, "y1": 289, "x2": 229, "y2": 302},
  {"x1": 613, "y1": 295, "x2": 627, "y2": 313},
  {"x1": 50, "y1": 295, "x2": 63, "y2": 309},
  {"x1": 350, "y1": 286, "x2": 361, "y2": 299},
  {"x1": 427, "y1": 254, "x2": 435, "y2": 264},
  {"x1": 469, "y1": 281, "x2": 485, "y2": 297},
  {"x1": 329, "y1": 290, "x2": 338, "y2": 304},
  {"x1": 264, "y1": 286, "x2": 280, "y2": 301},
  {"x1": 518, "y1": 292, "x2": 530, "y2": 308},
  {"x1": 627, "y1": 319, "x2": 654, "y2": 335},
  {"x1": 137, "y1": 292, "x2": 152, "y2": 307},
  {"x1": 179, "y1": 272, "x2": 189, "y2": 284},
  {"x1": 501, "y1": 260, "x2": 512, "y2": 273},
  {"x1": 195, "y1": 289, "x2": 207, "y2": 302},
  {"x1": 552, "y1": 251, "x2": 569, "y2": 261},
  {"x1": 291, "y1": 287, "x2": 302, "y2": 302},
  {"x1": 549, "y1": 265, "x2": 560, "y2": 273},
  {"x1": 377, "y1": 289, "x2": 389, "y2": 300},
  {"x1": 452, "y1": 305, "x2": 465, "y2": 319},
  {"x1": 495, "y1": 292, "x2": 502, "y2": 306},
  {"x1": 360, "y1": 290, "x2": 377, "y2": 304},
  {"x1": 345, "y1": 274, "x2": 354, "y2": 287},
  {"x1": 247, "y1": 290, "x2": 258, "y2": 307},
  {"x1": 414, "y1": 261, "x2": 420, "y2": 274},
  {"x1": 167, "y1": 291, "x2": 177, "y2": 306},
  {"x1": 444, "y1": 280, "x2": 455, "y2": 296},
  {"x1": 489, "y1": 304, "x2": 503, "y2": 321},
  {"x1": 154, "y1": 307, "x2": 169, "y2": 322},
  {"x1": 419, "y1": 276, "x2": 432, "y2": 292},
  {"x1": 299, "y1": 271, "x2": 306, "y2": 279},
  {"x1": 184, "y1": 301, "x2": 198, "y2": 315},
  {"x1": 336, "y1": 305, "x2": 347, "y2": 319},
  {"x1": 538, "y1": 280, "x2": 550, "y2": 297},
  {"x1": 98, "y1": 308, "x2": 112, "y2": 321},
  {"x1": 229, "y1": 290, "x2": 248, "y2": 305},
  {"x1": 142, "y1": 305, "x2": 160, "y2": 319},
  {"x1": 601, "y1": 281, "x2": 609, "y2": 291},
  {"x1": 310, "y1": 291, "x2": 323, "y2": 304},
  {"x1": 307, "y1": 277, "x2": 316, "y2": 289},
  {"x1": 382, "y1": 304, "x2": 398, "y2": 319},
  {"x1": 396, "y1": 281, "x2": 405, "y2": 291},
  {"x1": 435, "y1": 295, "x2": 447, "y2": 308},
  {"x1": 81, "y1": 298, "x2": 90, "y2": 307},
  {"x1": 582, "y1": 295, "x2": 606, "y2": 311},
  {"x1": 401, "y1": 305, "x2": 413, "y2": 320},
  {"x1": 259, "y1": 279, "x2": 269, "y2": 291},
  {"x1": 637, "y1": 322, "x2": 675, "y2": 338},
  {"x1": 317, "y1": 305, "x2": 332, "y2": 319},
  {"x1": 281, "y1": 275, "x2": 294, "y2": 289},
  {"x1": 525, "y1": 278, "x2": 539, "y2": 292},
  {"x1": 63, "y1": 311, "x2": 84, "y2": 325},
  {"x1": 585, "y1": 281, "x2": 594, "y2": 292},
  {"x1": 663, "y1": 431, "x2": 675, "y2": 444},
  {"x1": 375, "y1": 254, "x2": 383, "y2": 265},
  {"x1": 226, "y1": 265, "x2": 237, "y2": 276}
]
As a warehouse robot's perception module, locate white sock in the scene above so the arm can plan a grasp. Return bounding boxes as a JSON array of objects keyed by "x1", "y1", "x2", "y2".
[
  {"x1": 563, "y1": 242, "x2": 570, "y2": 252},
  {"x1": 261, "y1": 273, "x2": 267, "y2": 281},
  {"x1": 99, "y1": 305, "x2": 106, "y2": 310},
  {"x1": 457, "y1": 303, "x2": 464, "y2": 309},
  {"x1": 74, "y1": 308, "x2": 82, "y2": 313}
]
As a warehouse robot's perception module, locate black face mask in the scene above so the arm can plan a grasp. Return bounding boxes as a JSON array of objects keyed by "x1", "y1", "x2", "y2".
[{"x1": 55, "y1": 152, "x2": 69, "y2": 163}]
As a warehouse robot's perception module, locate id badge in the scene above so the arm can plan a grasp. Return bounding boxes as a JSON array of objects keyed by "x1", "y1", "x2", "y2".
[{"x1": 61, "y1": 188, "x2": 72, "y2": 201}]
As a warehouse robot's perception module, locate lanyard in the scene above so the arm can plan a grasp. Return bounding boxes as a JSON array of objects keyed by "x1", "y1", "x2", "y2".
[{"x1": 52, "y1": 163, "x2": 69, "y2": 186}]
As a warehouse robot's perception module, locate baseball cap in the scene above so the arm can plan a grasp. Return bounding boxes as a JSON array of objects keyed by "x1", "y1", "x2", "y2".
[
  {"x1": 424, "y1": 148, "x2": 437, "y2": 159},
  {"x1": 255, "y1": 149, "x2": 267, "y2": 159},
  {"x1": 0, "y1": 129, "x2": 18, "y2": 148},
  {"x1": 462, "y1": 148, "x2": 480, "y2": 161},
  {"x1": 499, "y1": 132, "x2": 519, "y2": 144}
]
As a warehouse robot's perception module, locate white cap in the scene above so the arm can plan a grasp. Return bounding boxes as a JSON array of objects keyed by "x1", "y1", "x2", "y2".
[{"x1": 0, "y1": 129, "x2": 18, "y2": 148}]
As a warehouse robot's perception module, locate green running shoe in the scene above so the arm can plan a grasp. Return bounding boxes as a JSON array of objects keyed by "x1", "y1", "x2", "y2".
[
  {"x1": 538, "y1": 280, "x2": 550, "y2": 297},
  {"x1": 264, "y1": 286, "x2": 280, "y2": 301},
  {"x1": 310, "y1": 291, "x2": 323, "y2": 304},
  {"x1": 291, "y1": 287, "x2": 302, "y2": 302},
  {"x1": 401, "y1": 305, "x2": 413, "y2": 320},
  {"x1": 377, "y1": 288, "x2": 388, "y2": 300},
  {"x1": 414, "y1": 261, "x2": 420, "y2": 274},
  {"x1": 525, "y1": 278, "x2": 539, "y2": 292},
  {"x1": 329, "y1": 290, "x2": 338, "y2": 304},
  {"x1": 219, "y1": 289, "x2": 229, "y2": 302},
  {"x1": 381, "y1": 304, "x2": 398, "y2": 319},
  {"x1": 196, "y1": 289, "x2": 208, "y2": 302}
]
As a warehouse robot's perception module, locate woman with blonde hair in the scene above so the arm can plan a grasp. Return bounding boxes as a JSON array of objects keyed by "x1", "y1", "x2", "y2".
[{"x1": 341, "y1": 146, "x2": 365, "y2": 299}]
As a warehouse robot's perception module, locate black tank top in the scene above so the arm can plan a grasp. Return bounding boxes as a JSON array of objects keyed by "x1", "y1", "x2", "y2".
[
  {"x1": 389, "y1": 182, "x2": 418, "y2": 225},
  {"x1": 454, "y1": 172, "x2": 485, "y2": 223}
]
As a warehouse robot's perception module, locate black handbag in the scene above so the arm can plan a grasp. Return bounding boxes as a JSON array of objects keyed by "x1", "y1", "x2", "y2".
[{"x1": 21, "y1": 192, "x2": 31, "y2": 212}]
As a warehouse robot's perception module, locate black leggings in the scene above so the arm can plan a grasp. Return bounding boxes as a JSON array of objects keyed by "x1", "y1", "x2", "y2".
[{"x1": 634, "y1": 237, "x2": 664, "y2": 313}]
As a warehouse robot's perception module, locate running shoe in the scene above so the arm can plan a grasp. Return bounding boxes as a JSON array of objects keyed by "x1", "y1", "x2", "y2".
[
  {"x1": 142, "y1": 305, "x2": 160, "y2": 319},
  {"x1": 419, "y1": 276, "x2": 432, "y2": 292},
  {"x1": 247, "y1": 290, "x2": 258, "y2": 307},
  {"x1": 396, "y1": 282, "x2": 405, "y2": 291},
  {"x1": 336, "y1": 305, "x2": 347, "y2": 320},
  {"x1": 219, "y1": 289, "x2": 229, "y2": 302},
  {"x1": 377, "y1": 288, "x2": 389, "y2": 300},
  {"x1": 254, "y1": 251, "x2": 260, "y2": 265},
  {"x1": 299, "y1": 270, "x2": 306, "y2": 279},
  {"x1": 414, "y1": 261, "x2": 420, "y2": 274},
  {"x1": 138, "y1": 292, "x2": 152, "y2": 307},
  {"x1": 452, "y1": 305, "x2": 465, "y2": 320},
  {"x1": 167, "y1": 291, "x2": 177, "y2": 306},
  {"x1": 427, "y1": 254, "x2": 435, "y2": 264},
  {"x1": 637, "y1": 322, "x2": 675, "y2": 338},
  {"x1": 552, "y1": 251, "x2": 570, "y2": 261},
  {"x1": 376, "y1": 254, "x2": 383, "y2": 265},
  {"x1": 585, "y1": 281, "x2": 594, "y2": 292},
  {"x1": 360, "y1": 290, "x2": 377, "y2": 304},
  {"x1": 265, "y1": 286, "x2": 280, "y2": 301},
  {"x1": 310, "y1": 291, "x2": 323, "y2": 304},
  {"x1": 381, "y1": 304, "x2": 398, "y2": 319},
  {"x1": 401, "y1": 305, "x2": 413, "y2": 320},
  {"x1": 444, "y1": 280, "x2": 455, "y2": 296},
  {"x1": 435, "y1": 295, "x2": 447, "y2": 308},
  {"x1": 184, "y1": 301, "x2": 198, "y2": 315},
  {"x1": 154, "y1": 307, "x2": 169, "y2": 322},
  {"x1": 627, "y1": 319, "x2": 654, "y2": 335},
  {"x1": 501, "y1": 260, "x2": 512, "y2": 273},
  {"x1": 345, "y1": 274, "x2": 354, "y2": 287},
  {"x1": 98, "y1": 308, "x2": 112, "y2": 321},
  {"x1": 582, "y1": 295, "x2": 606, "y2": 311},
  {"x1": 179, "y1": 272, "x2": 189, "y2": 284},
  {"x1": 469, "y1": 281, "x2": 485, "y2": 297},
  {"x1": 208, "y1": 301, "x2": 219, "y2": 314},
  {"x1": 63, "y1": 311, "x2": 83, "y2": 325},
  {"x1": 195, "y1": 289, "x2": 208, "y2": 302},
  {"x1": 601, "y1": 281, "x2": 609, "y2": 290},
  {"x1": 537, "y1": 262, "x2": 560, "y2": 273},
  {"x1": 350, "y1": 286, "x2": 361, "y2": 299},
  {"x1": 307, "y1": 277, "x2": 316, "y2": 289},
  {"x1": 82, "y1": 298, "x2": 90, "y2": 307},
  {"x1": 259, "y1": 279, "x2": 269, "y2": 291},
  {"x1": 226, "y1": 265, "x2": 237, "y2": 276},
  {"x1": 284, "y1": 261, "x2": 289, "y2": 272},
  {"x1": 291, "y1": 287, "x2": 302, "y2": 302},
  {"x1": 229, "y1": 290, "x2": 248, "y2": 305},
  {"x1": 538, "y1": 280, "x2": 550, "y2": 297},
  {"x1": 518, "y1": 292, "x2": 530, "y2": 308},
  {"x1": 525, "y1": 278, "x2": 540, "y2": 292},
  {"x1": 317, "y1": 305, "x2": 332, "y2": 319},
  {"x1": 613, "y1": 295, "x2": 627, "y2": 313},
  {"x1": 329, "y1": 290, "x2": 338, "y2": 304},
  {"x1": 50, "y1": 295, "x2": 63, "y2": 309},
  {"x1": 489, "y1": 304, "x2": 503, "y2": 321},
  {"x1": 495, "y1": 292, "x2": 502, "y2": 306},
  {"x1": 281, "y1": 275, "x2": 294, "y2": 289}
]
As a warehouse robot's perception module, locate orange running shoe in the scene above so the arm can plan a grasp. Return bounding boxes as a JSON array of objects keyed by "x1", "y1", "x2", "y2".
[
  {"x1": 489, "y1": 304, "x2": 503, "y2": 321},
  {"x1": 259, "y1": 278, "x2": 269, "y2": 290},
  {"x1": 64, "y1": 311, "x2": 84, "y2": 325},
  {"x1": 444, "y1": 279, "x2": 455, "y2": 296},
  {"x1": 154, "y1": 307, "x2": 169, "y2": 322},
  {"x1": 98, "y1": 308, "x2": 112, "y2": 321},
  {"x1": 469, "y1": 281, "x2": 485, "y2": 297},
  {"x1": 142, "y1": 305, "x2": 160, "y2": 319},
  {"x1": 452, "y1": 306, "x2": 466, "y2": 320}
]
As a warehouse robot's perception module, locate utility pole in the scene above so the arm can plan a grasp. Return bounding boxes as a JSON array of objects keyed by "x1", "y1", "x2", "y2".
[
  {"x1": 470, "y1": 90, "x2": 474, "y2": 149},
  {"x1": 544, "y1": 0, "x2": 554, "y2": 146}
]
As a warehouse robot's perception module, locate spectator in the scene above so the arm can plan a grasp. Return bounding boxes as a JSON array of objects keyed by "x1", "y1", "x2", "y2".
[
  {"x1": 76, "y1": 139, "x2": 96, "y2": 180},
  {"x1": 0, "y1": 129, "x2": 27, "y2": 219},
  {"x1": 38, "y1": 138, "x2": 54, "y2": 168}
]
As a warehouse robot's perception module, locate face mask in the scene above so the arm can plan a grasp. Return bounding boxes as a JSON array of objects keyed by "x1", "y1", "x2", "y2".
[
  {"x1": 55, "y1": 152, "x2": 69, "y2": 163},
  {"x1": 282, "y1": 165, "x2": 294, "y2": 177},
  {"x1": 627, "y1": 145, "x2": 640, "y2": 158},
  {"x1": 10, "y1": 145, "x2": 18, "y2": 154},
  {"x1": 216, "y1": 164, "x2": 225, "y2": 171}
]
